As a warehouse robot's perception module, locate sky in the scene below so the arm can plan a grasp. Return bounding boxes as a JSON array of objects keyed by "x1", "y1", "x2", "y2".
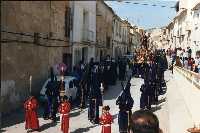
[{"x1": 105, "y1": 0, "x2": 178, "y2": 30}]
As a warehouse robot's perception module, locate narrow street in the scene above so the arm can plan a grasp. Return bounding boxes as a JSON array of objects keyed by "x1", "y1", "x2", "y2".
[
  {"x1": 2, "y1": 69, "x2": 200, "y2": 133},
  {"x1": 2, "y1": 67, "x2": 199, "y2": 133},
  {"x1": 1, "y1": 1, "x2": 200, "y2": 132},
  {"x1": 2, "y1": 70, "x2": 172, "y2": 133}
]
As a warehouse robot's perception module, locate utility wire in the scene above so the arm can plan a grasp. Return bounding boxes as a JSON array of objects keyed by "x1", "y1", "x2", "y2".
[{"x1": 118, "y1": 1, "x2": 176, "y2": 9}]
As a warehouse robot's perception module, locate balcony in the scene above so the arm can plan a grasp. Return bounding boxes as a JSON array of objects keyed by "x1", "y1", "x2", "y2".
[{"x1": 82, "y1": 28, "x2": 94, "y2": 42}]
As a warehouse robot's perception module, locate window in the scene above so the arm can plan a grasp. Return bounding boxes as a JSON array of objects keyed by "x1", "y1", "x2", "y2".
[
  {"x1": 83, "y1": 10, "x2": 89, "y2": 29},
  {"x1": 181, "y1": 35, "x2": 184, "y2": 42},
  {"x1": 197, "y1": 13, "x2": 199, "y2": 18},
  {"x1": 106, "y1": 37, "x2": 111, "y2": 48},
  {"x1": 65, "y1": 6, "x2": 71, "y2": 38},
  {"x1": 116, "y1": 22, "x2": 118, "y2": 36}
]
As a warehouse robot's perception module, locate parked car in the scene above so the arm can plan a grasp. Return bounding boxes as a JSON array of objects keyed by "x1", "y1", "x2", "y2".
[{"x1": 40, "y1": 76, "x2": 79, "y2": 102}]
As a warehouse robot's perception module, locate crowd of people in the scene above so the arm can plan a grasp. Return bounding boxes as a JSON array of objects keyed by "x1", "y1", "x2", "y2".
[
  {"x1": 167, "y1": 47, "x2": 200, "y2": 74},
  {"x1": 131, "y1": 47, "x2": 168, "y2": 110},
  {"x1": 24, "y1": 84, "x2": 162, "y2": 133},
  {"x1": 23, "y1": 32, "x2": 170, "y2": 133},
  {"x1": 24, "y1": 54, "x2": 131, "y2": 133},
  {"x1": 24, "y1": 49, "x2": 168, "y2": 133}
]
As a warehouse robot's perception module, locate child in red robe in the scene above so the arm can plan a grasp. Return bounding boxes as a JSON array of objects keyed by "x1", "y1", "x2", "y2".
[
  {"x1": 24, "y1": 96, "x2": 39, "y2": 131},
  {"x1": 59, "y1": 96, "x2": 71, "y2": 133},
  {"x1": 99, "y1": 105, "x2": 113, "y2": 133}
]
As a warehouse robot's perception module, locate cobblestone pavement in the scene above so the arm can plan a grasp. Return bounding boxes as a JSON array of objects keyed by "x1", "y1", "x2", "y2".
[{"x1": 1, "y1": 71, "x2": 174, "y2": 133}]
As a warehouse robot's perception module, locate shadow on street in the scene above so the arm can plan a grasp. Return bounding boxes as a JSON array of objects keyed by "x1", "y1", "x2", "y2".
[
  {"x1": 0, "y1": 129, "x2": 7, "y2": 133},
  {"x1": 157, "y1": 97, "x2": 166, "y2": 105},
  {"x1": 1, "y1": 100, "x2": 83, "y2": 129},
  {"x1": 70, "y1": 125, "x2": 98, "y2": 133},
  {"x1": 104, "y1": 80, "x2": 126, "y2": 100},
  {"x1": 151, "y1": 105, "x2": 162, "y2": 112},
  {"x1": 39, "y1": 121, "x2": 57, "y2": 132},
  {"x1": 70, "y1": 109, "x2": 82, "y2": 118},
  {"x1": 151, "y1": 98, "x2": 166, "y2": 112},
  {"x1": 2, "y1": 107, "x2": 42, "y2": 129}
]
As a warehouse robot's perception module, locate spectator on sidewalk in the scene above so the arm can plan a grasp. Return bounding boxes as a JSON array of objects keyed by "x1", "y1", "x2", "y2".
[
  {"x1": 175, "y1": 56, "x2": 182, "y2": 67},
  {"x1": 198, "y1": 63, "x2": 200, "y2": 74},
  {"x1": 130, "y1": 109, "x2": 163, "y2": 133},
  {"x1": 188, "y1": 57, "x2": 193, "y2": 71},
  {"x1": 182, "y1": 49, "x2": 188, "y2": 66},
  {"x1": 191, "y1": 58, "x2": 195, "y2": 71},
  {"x1": 184, "y1": 57, "x2": 188, "y2": 69},
  {"x1": 171, "y1": 51, "x2": 176, "y2": 65},
  {"x1": 194, "y1": 56, "x2": 200, "y2": 73},
  {"x1": 187, "y1": 47, "x2": 192, "y2": 58}
]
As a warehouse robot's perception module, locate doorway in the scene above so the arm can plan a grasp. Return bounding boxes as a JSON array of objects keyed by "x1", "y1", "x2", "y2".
[{"x1": 63, "y1": 53, "x2": 72, "y2": 73}]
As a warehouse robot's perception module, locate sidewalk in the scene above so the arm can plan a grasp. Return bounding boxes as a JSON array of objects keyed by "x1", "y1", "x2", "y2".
[{"x1": 167, "y1": 70, "x2": 200, "y2": 133}]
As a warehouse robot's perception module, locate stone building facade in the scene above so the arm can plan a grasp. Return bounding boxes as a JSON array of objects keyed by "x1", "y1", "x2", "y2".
[
  {"x1": 129, "y1": 26, "x2": 141, "y2": 53},
  {"x1": 121, "y1": 20, "x2": 131, "y2": 54},
  {"x1": 149, "y1": 28, "x2": 163, "y2": 49},
  {"x1": 96, "y1": 1, "x2": 114, "y2": 61},
  {"x1": 112, "y1": 15, "x2": 123, "y2": 58},
  {"x1": 1, "y1": 1, "x2": 71, "y2": 114}
]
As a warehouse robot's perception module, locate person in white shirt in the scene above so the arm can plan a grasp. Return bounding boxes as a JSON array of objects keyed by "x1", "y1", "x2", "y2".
[
  {"x1": 195, "y1": 56, "x2": 200, "y2": 73},
  {"x1": 184, "y1": 57, "x2": 188, "y2": 69}
]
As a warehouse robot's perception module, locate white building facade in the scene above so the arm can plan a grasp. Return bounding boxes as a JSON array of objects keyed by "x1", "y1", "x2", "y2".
[
  {"x1": 112, "y1": 17, "x2": 131, "y2": 58},
  {"x1": 191, "y1": 3, "x2": 200, "y2": 57},
  {"x1": 121, "y1": 20, "x2": 130, "y2": 54},
  {"x1": 149, "y1": 28, "x2": 163, "y2": 49},
  {"x1": 129, "y1": 27, "x2": 141, "y2": 53},
  {"x1": 166, "y1": 0, "x2": 200, "y2": 58},
  {"x1": 96, "y1": 1, "x2": 114, "y2": 61},
  {"x1": 70, "y1": 1, "x2": 96, "y2": 66},
  {"x1": 112, "y1": 15, "x2": 123, "y2": 58}
]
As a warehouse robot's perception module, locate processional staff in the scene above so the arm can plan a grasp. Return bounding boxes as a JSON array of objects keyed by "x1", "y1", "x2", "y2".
[
  {"x1": 59, "y1": 76, "x2": 65, "y2": 98},
  {"x1": 80, "y1": 82, "x2": 84, "y2": 111},
  {"x1": 100, "y1": 83, "x2": 104, "y2": 106},
  {"x1": 29, "y1": 75, "x2": 32, "y2": 94}
]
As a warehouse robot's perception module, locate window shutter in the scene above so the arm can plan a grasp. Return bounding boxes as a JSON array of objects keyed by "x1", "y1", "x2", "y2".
[
  {"x1": 69, "y1": 8, "x2": 73, "y2": 30},
  {"x1": 65, "y1": 7, "x2": 71, "y2": 38}
]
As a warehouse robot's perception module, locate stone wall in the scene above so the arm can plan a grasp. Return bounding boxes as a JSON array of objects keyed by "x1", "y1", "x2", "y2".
[
  {"x1": 1, "y1": 1, "x2": 71, "y2": 115},
  {"x1": 96, "y1": 1, "x2": 114, "y2": 58}
]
